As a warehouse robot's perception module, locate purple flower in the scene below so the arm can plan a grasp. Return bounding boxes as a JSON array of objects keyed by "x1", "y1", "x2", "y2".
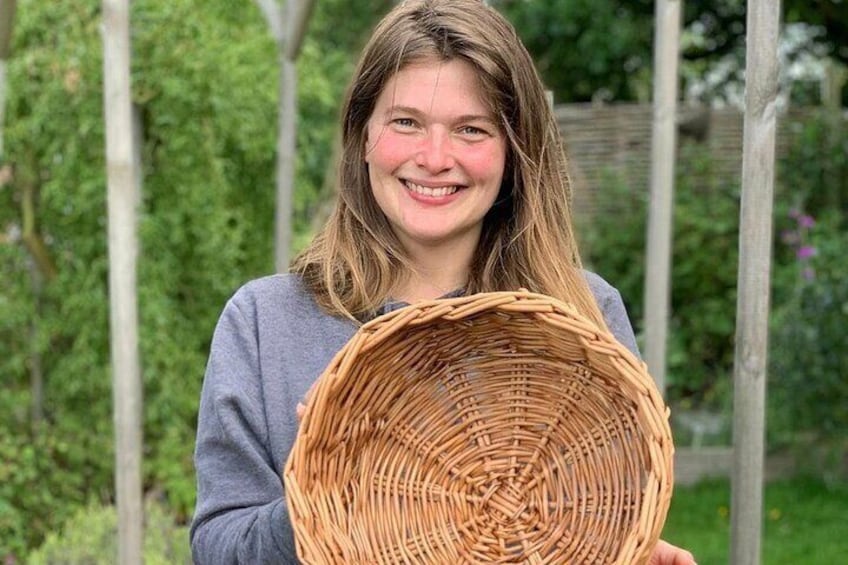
[
  {"x1": 796, "y1": 245, "x2": 817, "y2": 260},
  {"x1": 798, "y1": 214, "x2": 815, "y2": 229}
]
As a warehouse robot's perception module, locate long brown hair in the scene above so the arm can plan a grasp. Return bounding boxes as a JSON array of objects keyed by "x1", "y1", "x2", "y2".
[{"x1": 292, "y1": 0, "x2": 605, "y2": 328}]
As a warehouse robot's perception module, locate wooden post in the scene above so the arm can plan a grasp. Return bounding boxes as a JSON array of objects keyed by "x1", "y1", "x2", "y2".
[
  {"x1": 276, "y1": 0, "x2": 314, "y2": 271},
  {"x1": 276, "y1": 53, "x2": 296, "y2": 272},
  {"x1": 284, "y1": 0, "x2": 315, "y2": 61},
  {"x1": 644, "y1": 0, "x2": 682, "y2": 397},
  {"x1": 730, "y1": 1, "x2": 780, "y2": 563},
  {"x1": 102, "y1": 1, "x2": 143, "y2": 563},
  {"x1": 256, "y1": 0, "x2": 315, "y2": 272}
]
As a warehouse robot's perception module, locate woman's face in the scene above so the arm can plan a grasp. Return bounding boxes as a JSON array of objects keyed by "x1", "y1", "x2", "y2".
[{"x1": 365, "y1": 58, "x2": 507, "y2": 257}]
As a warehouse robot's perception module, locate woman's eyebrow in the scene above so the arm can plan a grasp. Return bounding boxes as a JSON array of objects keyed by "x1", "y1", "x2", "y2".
[
  {"x1": 454, "y1": 114, "x2": 498, "y2": 124},
  {"x1": 384, "y1": 105, "x2": 424, "y2": 119}
]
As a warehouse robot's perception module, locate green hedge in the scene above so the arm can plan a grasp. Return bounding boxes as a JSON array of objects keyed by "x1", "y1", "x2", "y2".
[{"x1": 27, "y1": 500, "x2": 190, "y2": 565}]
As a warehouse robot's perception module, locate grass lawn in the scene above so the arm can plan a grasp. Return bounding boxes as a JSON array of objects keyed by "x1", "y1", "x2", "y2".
[{"x1": 661, "y1": 476, "x2": 848, "y2": 564}]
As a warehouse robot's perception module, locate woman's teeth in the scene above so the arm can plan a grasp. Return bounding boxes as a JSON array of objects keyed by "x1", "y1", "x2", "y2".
[{"x1": 404, "y1": 181, "x2": 459, "y2": 197}]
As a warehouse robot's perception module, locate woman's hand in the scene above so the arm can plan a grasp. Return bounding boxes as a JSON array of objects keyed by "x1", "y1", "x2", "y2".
[
  {"x1": 649, "y1": 540, "x2": 697, "y2": 565},
  {"x1": 296, "y1": 380, "x2": 318, "y2": 421}
]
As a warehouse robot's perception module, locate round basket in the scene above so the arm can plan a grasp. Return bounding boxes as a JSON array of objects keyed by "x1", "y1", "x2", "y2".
[{"x1": 284, "y1": 290, "x2": 674, "y2": 564}]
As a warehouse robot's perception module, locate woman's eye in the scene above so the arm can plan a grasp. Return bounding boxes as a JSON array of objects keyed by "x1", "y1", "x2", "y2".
[
  {"x1": 460, "y1": 125, "x2": 487, "y2": 136},
  {"x1": 392, "y1": 118, "x2": 415, "y2": 128}
]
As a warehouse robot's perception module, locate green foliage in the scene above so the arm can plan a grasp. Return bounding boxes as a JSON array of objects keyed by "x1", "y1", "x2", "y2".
[
  {"x1": 579, "y1": 145, "x2": 740, "y2": 408},
  {"x1": 667, "y1": 150, "x2": 739, "y2": 406},
  {"x1": 495, "y1": 0, "x2": 845, "y2": 104},
  {"x1": 776, "y1": 110, "x2": 848, "y2": 220},
  {"x1": 768, "y1": 112, "x2": 848, "y2": 444},
  {"x1": 1, "y1": 1, "x2": 115, "y2": 558},
  {"x1": 784, "y1": 0, "x2": 848, "y2": 65},
  {"x1": 496, "y1": 0, "x2": 655, "y2": 102},
  {"x1": 26, "y1": 500, "x2": 191, "y2": 565},
  {"x1": 769, "y1": 212, "x2": 848, "y2": 440},
  {"x1": 0, "y1": 427, "x2": 91, "y2": 558},
  {"x1": 769, "y1": 214, "x2": 848, "y2": 439}
]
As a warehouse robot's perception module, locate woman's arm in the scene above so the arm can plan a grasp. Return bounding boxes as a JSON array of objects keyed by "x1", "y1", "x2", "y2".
[{"x1": 190, "y1": 298, "x2": 297, "y2": 564}]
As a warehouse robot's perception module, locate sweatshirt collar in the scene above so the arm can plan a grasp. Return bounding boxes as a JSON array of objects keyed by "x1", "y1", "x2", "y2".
[{"x1": 377, "y1": 288, "x2": 466, "y2": 316}]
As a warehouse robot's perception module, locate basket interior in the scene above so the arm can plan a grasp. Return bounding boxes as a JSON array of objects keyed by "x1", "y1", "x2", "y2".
[{"x1": 286, "y1": 296, "x2": 672, "y2": 564}]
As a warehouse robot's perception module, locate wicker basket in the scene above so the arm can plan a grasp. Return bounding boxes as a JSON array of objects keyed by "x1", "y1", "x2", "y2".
[{"x1": 284, "y1": 290, "x2": 674, "y2": 564}]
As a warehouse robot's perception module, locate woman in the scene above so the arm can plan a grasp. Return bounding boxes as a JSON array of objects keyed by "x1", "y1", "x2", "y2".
[{"x1": 191, "y1": 1, "x2": 696, "y2": 563}]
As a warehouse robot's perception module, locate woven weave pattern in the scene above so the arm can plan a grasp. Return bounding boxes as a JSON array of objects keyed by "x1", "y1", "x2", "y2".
[{"x1": 284, "y1": 291, "x2": 674, "y2": 564}]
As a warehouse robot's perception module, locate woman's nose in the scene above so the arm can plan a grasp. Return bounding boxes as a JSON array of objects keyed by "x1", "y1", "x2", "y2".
[{"x1": 415, "y1": 129, "x2": 455, "y2": 172}]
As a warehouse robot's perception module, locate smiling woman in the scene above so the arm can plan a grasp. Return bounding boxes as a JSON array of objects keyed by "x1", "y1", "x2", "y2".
[{"x1": 189, "y1": 1, "x2": 696, "y2": 563}]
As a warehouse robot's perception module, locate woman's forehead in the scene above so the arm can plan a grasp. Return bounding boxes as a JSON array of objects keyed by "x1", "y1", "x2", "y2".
[{"x1": 375, "y1": 59, "x2": 497, "y2": 120}]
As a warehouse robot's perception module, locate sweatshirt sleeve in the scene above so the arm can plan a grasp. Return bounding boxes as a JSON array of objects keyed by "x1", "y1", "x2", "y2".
[
  {"x1": 598, "y1": 284, "x2": 640, "y2": 358},
  {"x1": 190, "y1": 296, "x2": 298, "y2": 564},
  {"x1": 584, "y1": 271, "x2": 641, "y2": 358}
]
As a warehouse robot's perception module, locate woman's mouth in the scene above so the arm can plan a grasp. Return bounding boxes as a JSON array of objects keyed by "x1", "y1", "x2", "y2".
[{"x1": 402, "y1": 180, "x2": 462, "y2": 198}]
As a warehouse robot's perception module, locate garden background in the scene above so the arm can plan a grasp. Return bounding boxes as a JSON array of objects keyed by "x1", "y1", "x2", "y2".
[{"x1": 1, "y1": 0, "x2": 845, "y2": 562}]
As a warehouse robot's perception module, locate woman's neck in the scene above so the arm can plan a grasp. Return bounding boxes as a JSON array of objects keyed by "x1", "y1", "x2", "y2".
[
  {"x1": 394, "y1": 271, "x2": 465, "y2": 303},
  {"x1": 393, "y1": 239, "x2": 475, "y2": 303}
]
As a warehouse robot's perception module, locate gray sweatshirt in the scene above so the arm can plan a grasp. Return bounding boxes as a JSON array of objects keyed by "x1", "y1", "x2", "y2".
[{"x1": 190, "y1": 273, "x2": 639, "y2": 564}]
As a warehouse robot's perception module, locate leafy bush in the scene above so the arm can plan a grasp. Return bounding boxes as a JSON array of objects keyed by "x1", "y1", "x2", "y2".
[
  {"x1": 0, "y1": 426, "x2": 91, "y2": 559},
  {"x1": 768, "y1": 110, "x2": 848, "y2": 447},
  {"x1": 769, "y1": 211, "x2": 848, "y2": 441},
  {"x1": 26, "y1": 500, "x2": 191, "y2": 565},
  {"x1": 579, "y1": 144, "x2": 740, "y2": 409}
]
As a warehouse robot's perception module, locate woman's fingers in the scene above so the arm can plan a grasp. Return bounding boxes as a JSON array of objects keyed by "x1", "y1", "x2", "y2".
[{"x1": 296, "y1": 380, "x2": 319, "y2": 422}]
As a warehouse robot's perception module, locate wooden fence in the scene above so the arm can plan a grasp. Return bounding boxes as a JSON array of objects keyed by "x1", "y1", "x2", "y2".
[{"x1": 556, "y1": 103, "x2": 827, "y2": 218}]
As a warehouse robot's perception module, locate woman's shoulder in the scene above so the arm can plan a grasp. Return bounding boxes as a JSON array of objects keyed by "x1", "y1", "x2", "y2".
[
  {"x1": 582, "y1": 269, "x2": 621, "y2": 305},
  {"x1": 227, "y1": 273, "x2": 308, "y2": 308},
  {"x1": 231, "y1": 272, "x2": 307, "y2": 301},
  {"x1": 224, "y1": 273, "x2": 335, "y2": 326},
  {"x1": 581, "y1": 270, "x2": 640, "y2": 357},
  {"x1": 229, "y1": 272, "x2": 358, "y2": 327}
]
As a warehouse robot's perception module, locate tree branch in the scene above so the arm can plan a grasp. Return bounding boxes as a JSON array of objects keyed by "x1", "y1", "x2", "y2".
[
  {"x1": 0, "y1": 0, "x2": 17, "y2": 60},
  {"x1": 19, "y1": 152, "x2": 57, "y2": 281}
]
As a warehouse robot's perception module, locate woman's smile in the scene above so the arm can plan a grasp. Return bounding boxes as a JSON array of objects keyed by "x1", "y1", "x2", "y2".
[{"x1": 402, "y1": 179, "x2": 463, "y2": 200}]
